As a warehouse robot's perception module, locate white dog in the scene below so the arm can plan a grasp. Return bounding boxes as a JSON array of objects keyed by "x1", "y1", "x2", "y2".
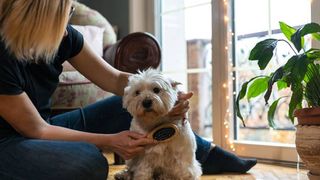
[{"x1": 116, "y1": 69, "x2": 202, "y2": 180}]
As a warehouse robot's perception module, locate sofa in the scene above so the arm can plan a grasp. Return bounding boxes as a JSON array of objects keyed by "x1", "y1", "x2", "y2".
[{"x1": 51, "y1": 1, "x2": 161, "y2": 115}]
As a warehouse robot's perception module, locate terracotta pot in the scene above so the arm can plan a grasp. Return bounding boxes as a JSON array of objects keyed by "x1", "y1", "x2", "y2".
[
  {"x1": 294, "y1": 107, "x2": 320, "y2": 180},
  {"x1": 294, "y1": 107, "x2": 320, "y2": 125}
]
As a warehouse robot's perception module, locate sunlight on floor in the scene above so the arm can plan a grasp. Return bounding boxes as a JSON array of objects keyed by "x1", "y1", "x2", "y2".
[{"x1": 105, "y1": 153, "x2": 308, "y2": 180}]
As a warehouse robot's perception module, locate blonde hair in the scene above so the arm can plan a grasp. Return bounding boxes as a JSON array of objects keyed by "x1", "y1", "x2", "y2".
[{"x1": 0, "y1": 0, "x2": 73, "y2": 63}]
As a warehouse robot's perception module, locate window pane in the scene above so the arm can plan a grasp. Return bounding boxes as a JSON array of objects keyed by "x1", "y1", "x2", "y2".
[
  {"x1": 162, "y1": 0, "x2": 184, "y2": 14},
  {"x1": 187, "y1": 42, "x2": 212, "y2": 138},
  {"x1": 185, "y1": 0, "x2": 211, "y2": 7},
  {"x1": 185, "y1": 3, "x2": 212, "y2": 40},
  {"x1": 162, "y1": 0, "x2": 211, "y2": 14},
  {"x1": 161, "y1": 0, "x2": 212, "y2": 139},
  {"x1": 270, "y1": 0, "x2": 311, "y2": 29},
  {"x1": 235, "y1": 0, "x2": 269, "y2": 36},
  {"x1": 161, "y1": 10, "x2": 187, "y2": 72}
]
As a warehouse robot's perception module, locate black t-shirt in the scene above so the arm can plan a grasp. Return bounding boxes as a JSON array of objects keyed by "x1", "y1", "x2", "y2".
[{"x1": 0, "y1": 25, "x2": 84, "y2": 137}]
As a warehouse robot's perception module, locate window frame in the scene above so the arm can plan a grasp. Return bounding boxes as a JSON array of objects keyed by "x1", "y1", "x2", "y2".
[{"x1": 212, "y1": 0, "x2": 320, "y2": 162}]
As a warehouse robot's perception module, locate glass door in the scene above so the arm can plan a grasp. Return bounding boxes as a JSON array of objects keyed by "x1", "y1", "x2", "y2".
[
  {"x1": 159, "y1": 0, "x2": 213, "y2": 139},
  {"x1": 232, "y1": 0, "x2": 314, "y2": 162}
]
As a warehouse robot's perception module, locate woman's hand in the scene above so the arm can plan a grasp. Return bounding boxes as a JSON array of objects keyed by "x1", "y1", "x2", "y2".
[
  {"x1": 167, "y1": 91, "x2": 193, "y2": 124},
  {"x1": 107, "y1": 131, "x2": 157, "y2": 160}
]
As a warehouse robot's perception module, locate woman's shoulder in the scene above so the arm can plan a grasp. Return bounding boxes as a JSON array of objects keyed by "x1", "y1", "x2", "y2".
[
  {"x1": 65, "y1": 24, "x2": 83, "y2": 43},
  {"x1": 0, "y1": 42, "x2": 12, "y2": 62},
  {"x1": 0, "y1": 40, "x2": 19, "y2": 66},
  {"x1": 57, "y1": 24, "x2": 84, "y2": 60},
  {"x1": 0, "y1": 39, "x2": 8, "y2": 56}
]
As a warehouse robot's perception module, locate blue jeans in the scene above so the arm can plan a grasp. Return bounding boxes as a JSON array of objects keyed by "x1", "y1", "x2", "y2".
[{"x1": 0, "y1": 96, "x2": 211, "y2": 180}]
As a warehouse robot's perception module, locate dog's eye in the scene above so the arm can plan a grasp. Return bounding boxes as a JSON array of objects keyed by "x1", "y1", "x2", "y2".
[
  {"x1": 135, "y1": 90, "x2": 140, "y2": 96},
  {"x1": 153, "y1": 87, "x2": 161, "y2": 94}
]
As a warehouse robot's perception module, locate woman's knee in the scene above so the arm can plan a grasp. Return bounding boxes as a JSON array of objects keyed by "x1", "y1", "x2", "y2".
[
  {"x1": 0, "y1": 139, "x2": 108, "y2": 180},
  {"x1": 68, "y1": 142, "x2": 108, "y2": 179},
  {"x1": 51, "y1": 142, "x2": 108, "y2": 180}
]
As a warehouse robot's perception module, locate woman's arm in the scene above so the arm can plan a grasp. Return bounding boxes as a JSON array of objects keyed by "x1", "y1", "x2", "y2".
[
  {"x1": 68, "y1": 42, "x2": 194, "y2": 122},
  {"x1": 68, "y1": 41, "x2": 131, "y2": 96},
  {"x1": 0, "y1": 93, "x2": 155, "y2": 159}
]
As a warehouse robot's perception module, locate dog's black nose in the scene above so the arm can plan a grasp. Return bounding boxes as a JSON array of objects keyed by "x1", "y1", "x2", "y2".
[{"x1": 142, "y1": 99, "x2": 152, "y2": 108}]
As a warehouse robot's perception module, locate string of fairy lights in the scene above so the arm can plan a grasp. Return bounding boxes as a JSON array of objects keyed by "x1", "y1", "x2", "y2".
[{"x1": 222, "y1": 0, "x2": 236, "y2": 152}]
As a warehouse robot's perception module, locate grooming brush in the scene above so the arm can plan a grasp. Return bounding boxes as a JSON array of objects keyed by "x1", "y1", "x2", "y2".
[{"x1": 147, "y1": 123, "x2": 179, "y2": 142}]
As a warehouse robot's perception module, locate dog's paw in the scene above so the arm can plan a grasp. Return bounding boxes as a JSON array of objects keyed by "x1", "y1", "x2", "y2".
[{"x1": 114, "y1": 169, "x2": 131, "y2": 180}]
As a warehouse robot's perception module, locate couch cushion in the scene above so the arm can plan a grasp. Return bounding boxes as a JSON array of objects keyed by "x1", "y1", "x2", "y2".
[
  {"x1": 70, "y1": 1, "x2": 117, "y2": 50},
  {"x1": 51, "y1": 83, "x2": 113, "y2": 108},
  {"x1": 60, "y1": 24, "x2": 104, "y2": 81},
  {"x1": 72, "y1": 25, "x2": 104, "y2": 57}
]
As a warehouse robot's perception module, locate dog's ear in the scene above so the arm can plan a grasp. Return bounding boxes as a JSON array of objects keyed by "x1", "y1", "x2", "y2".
[{"x1": 170, "y1": 80, "x2": 182, "y2": 88}]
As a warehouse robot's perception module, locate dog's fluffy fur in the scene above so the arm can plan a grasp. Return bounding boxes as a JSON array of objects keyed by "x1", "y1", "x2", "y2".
[{"x1": 116, "y1": 69, "x2": 202, "y2": 180}]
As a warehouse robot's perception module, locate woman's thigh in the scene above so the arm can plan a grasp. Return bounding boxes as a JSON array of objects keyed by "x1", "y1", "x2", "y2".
[
  {"x1": 0, "y1": 136, "x2": 108, "y2": 180},
  {"x1": 50, "y1": 96, "x2": 132, "y2": 134}
]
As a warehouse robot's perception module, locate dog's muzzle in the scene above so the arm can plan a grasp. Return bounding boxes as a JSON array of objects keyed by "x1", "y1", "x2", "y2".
[{"x1": 142, "y1": 99, "x2": 153, "y2": 109}]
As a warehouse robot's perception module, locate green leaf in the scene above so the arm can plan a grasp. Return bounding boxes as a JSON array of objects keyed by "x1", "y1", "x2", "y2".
[
  {"x1": 247, "y1": 77, "x2": 270, "y2": 99},
  {"x1": 277, "y1": 80, "x2": 288, "y2": 90},
  {"x1": 235, "y1": 83, "x2": 248, "y2": 123},
  {"x1": 306, "y1": 48, "x2": 320, "y2": 60},
  {"x1": 281, "y1": 73, "x2": 293, "y2": 87},
  {"x1": 304, "y1": 63, "x2": 320, "y2": 107},
  {"x1": 268, "y1": 97, "x2": 285, "y2": 128},
  {"x1": 235, "y1": 76, "x2": 264, "y2": 125},
  {"x1": 288, "y1": 83, "x2": 303, "y2": 123},
  {"x1": 283, "y1": 55, "x2": 309, "y2": 82},
  {"x1": 291, "y1": 23, "x2": 320, "y2": 52},
  {"x1": 249, "y1": 39, "x2": 278, "y2": 70},
  {"x1": 264, "y1": 67, "x2": 284, "y2": 104},
  {"x1": 312, "y1": 33, "x2": 320, "y2": 41},
  {"x1": 279, "y1": 21, "x2": 296, "y2": 43}
]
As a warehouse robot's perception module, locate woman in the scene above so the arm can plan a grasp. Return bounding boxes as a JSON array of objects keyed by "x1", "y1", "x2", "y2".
[{"x1": 0, "y1": 0, "x2": 256, "y2": 179}]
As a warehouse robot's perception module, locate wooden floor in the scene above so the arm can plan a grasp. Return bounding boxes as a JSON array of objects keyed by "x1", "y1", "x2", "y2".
[{"x1": 105, "y1": 154, "x2": 309, "y2": 180}]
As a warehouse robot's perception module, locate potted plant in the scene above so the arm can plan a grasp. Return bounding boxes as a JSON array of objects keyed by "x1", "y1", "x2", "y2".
[{"x1": 235, "y1": 21, "x2": 320, "y2": 179}]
